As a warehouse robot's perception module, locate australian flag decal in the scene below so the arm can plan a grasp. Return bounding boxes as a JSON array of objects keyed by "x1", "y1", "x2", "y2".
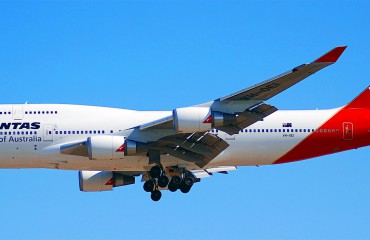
[{"x1": 282, "y1": 123, "x2": 292, "y2": 127}]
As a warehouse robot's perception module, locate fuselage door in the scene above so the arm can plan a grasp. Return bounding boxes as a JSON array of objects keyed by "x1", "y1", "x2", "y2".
[
  {"x1": 12, "y1": 105, "x2": 23, "y2": 120},
  {"x1": 43, "y1": 124, "x2": 54, "y2": 141},
  {"x1": 343, "y1": 122, "x2": 353, "y2": 140}
]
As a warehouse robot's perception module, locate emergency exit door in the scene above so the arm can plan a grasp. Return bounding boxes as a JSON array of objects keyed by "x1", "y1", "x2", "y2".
[
  {"x1": 343, "y1": 122, "x2": 353, "y2": 140},
  {"x1": 44, "y1": 124, "x2": 54, "y2": 141}
]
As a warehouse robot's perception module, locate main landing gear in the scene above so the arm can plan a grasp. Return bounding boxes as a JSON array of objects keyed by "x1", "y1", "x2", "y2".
[{"x1": 143, "y1": 165, "x2": 195, "y2": 201}]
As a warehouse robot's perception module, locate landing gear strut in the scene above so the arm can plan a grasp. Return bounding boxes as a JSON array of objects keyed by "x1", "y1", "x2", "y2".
[{"x1": 143, "y1": 165, "x2": 196, "y2": 201}]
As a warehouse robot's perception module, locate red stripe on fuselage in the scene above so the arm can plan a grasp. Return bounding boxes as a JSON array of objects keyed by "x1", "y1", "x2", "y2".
[{"x1": 274, "y1": 87, "x2": 370, "y2": 164}]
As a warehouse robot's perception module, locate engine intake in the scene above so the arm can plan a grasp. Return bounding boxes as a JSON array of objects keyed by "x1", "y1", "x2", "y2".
[{"x1": 79, "y1": 171, "x2": 135, "y2": 192}]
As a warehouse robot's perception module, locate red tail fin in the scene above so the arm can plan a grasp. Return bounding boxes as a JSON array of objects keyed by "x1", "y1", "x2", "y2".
[{"x1": 345, "y1": 86, "x2": 370, "y2": 109}]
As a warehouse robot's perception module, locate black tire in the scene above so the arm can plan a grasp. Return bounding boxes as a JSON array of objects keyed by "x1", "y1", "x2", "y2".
[
  {"x1": 180, "y1": 184, "x2": 191, "y2": 194},
  {"x1": 168, "y1": 182, "x2": 178, "y2": 192},
  {"x1": 158, "y1": 175, "x2": 169, "y2": 188},
  {"x1": 149, "y1": 166, "x2": 162, "y2": 178},
  {"x1": 171, "y1": 175, "x2": 182, "y2": 185},
  {"x1": 184, "y1": 177, "x2": 194, "y2": 187},
  {"x1": 151, "y1": 190, "x2": 162, "y2": 201},
  {"x1": 143, "y1": 180, "x2": 155, "y2": 192}
]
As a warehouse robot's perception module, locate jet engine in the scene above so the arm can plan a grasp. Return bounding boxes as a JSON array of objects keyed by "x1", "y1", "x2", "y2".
[
  {"x1": 173, "y1": 107, "x2": 237, "y2": 133},
  {"x1": 87, "y1": 135, "x2": 125, "y2": 160},
  {"x1": 79, "y1": 171, "x2": 135, "y2": 192},
  {"x1": 173, "y1": 107, "x2": 212, "y2": 133}
]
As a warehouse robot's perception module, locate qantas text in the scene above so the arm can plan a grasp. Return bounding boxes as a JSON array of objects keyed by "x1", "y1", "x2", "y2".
[{"x1": 0, "y1": 122, "x2": 41, "y2": 130}]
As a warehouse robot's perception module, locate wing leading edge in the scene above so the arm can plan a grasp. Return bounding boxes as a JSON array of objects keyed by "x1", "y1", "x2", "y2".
[{"x1": 219, "y1": 46, "x2": 347, "y2": 102}]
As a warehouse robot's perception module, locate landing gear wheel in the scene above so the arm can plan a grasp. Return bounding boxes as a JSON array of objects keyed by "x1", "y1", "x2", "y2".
[
  {"x1": 171, "y1": 175, "x2": 182, "y2": 185},
  {"x1": 184, "y1": 177, "x2": 194, "y2": 187},
  {"x1": 158, "y1": 175, "x2": 169, "y2": 188},
  {"x1": 150, "y1": 166, "x2": 162, "y2": 178},
  {"x1": 168, "y1": 182, "x2": 178, "y2": 192},
  {"x1": 143, "y1": 180, "x2": 155, "y2": 192},
  {"x1": 151, "y1": 190, "x2": 162, "y2": 201},
  {"x1": 180, "y1": 183, "x2": 191, "y2": 194}
]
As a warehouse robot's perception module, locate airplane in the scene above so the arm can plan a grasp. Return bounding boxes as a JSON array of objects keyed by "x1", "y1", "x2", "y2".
[{"x1": 0, "y1": 46, "x2": 368, "y2": 201}]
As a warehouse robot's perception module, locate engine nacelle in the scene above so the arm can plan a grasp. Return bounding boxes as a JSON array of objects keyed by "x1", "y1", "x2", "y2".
[
  {"x1": 87, "y1": 135, "x2": 125, "y2": 160},
  {"x1": 173, "y1": 107, "x2": 212, "y2": 133},
  {"x1": 79, "y1": 171, "x2": 135, "y2": 192},
  {"x1": 212, "y1": 111, "x2": 237, "y2": 128},
  {"x1": 124, "y1": 140, "x2": 148, "y2": 156}
]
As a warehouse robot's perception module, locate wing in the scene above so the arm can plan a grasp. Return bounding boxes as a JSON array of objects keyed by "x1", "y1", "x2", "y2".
[
  {"x1": 207, "y1": 46, "x2": 347, "y2": 134},
  {"x1": 63, "y1": 46, "x2": 347, "y2": 168},
  {"x1": 126, "y1": 46, "x2": 346, "y2": 167}
]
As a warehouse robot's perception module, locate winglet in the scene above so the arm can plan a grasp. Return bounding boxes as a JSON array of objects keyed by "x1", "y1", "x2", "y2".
[{"x1": 314, "y1": 46, "x2": 347, "y2": 63}]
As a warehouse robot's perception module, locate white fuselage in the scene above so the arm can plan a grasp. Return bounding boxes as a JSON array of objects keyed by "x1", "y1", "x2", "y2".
[{"x1": 0, "y1": 104, "x2": 346, "y2": 171}]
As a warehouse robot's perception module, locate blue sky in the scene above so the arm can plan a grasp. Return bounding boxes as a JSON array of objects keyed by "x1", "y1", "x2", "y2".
[{"x1": 0, "y1": 1, "x2": 370, "y2": 239}]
